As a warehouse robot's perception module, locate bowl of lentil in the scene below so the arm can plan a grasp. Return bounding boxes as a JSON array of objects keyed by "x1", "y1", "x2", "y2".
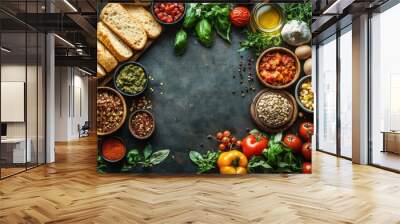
[
  {"x1": 129, "y1": 109, "x2": 155, "y2": 140},
  {"x1": 97, "y1": 87, "x2": 127, "y2": 136},
  {"x1": 295, "y1": 75, "x2": 313, "y2": 113},
  {"x1": 114, "y1": 61, "x2": 149, "y2": 97},
  {"x1": 256, "y1": 47, "x2": 301, "y2": 89},
  {"x1": 250, "y1": 89, "x2": 298, "y2": 133},
  {"x1": 101, "y1": 137, "x2": 127, "y2": 163}
]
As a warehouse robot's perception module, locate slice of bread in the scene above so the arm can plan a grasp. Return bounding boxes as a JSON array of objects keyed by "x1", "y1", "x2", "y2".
[
  {"x1": 97, "y1": 21, "x2": 133, "y2": 62},
  {"x1": 97, "y1": 63, "x2": 106, "y2": 78},
  {"x1": 123, "y1": 5, "x2": 162, "y2": 39},
  {"x1": 97, "y1": 40, "x2": 118, "y2": 73},
  {"x1": 100, "y1": 3, "x2": 147, "y2": 50}
]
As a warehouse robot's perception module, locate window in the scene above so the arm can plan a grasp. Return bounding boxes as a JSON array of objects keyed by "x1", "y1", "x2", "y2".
[
  {"x1": 339, "y1": 26, "x2": 352, "y2": 158},
  {"x1": 317, "y1": 35, "x2": 337, "y2": 154},
  {"x1": 370, "y1": 3, "x2": 400, "y2": 171}
]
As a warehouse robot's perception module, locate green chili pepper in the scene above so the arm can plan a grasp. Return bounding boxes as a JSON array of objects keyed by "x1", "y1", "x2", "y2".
[{"x1": 174, "y1": 29, "x2": 188, "y2": 56}]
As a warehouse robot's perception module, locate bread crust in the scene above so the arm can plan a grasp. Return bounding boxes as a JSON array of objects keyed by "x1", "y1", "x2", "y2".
[{"x1": 100, "y1": 3, "x2": 147, "y2": 50}]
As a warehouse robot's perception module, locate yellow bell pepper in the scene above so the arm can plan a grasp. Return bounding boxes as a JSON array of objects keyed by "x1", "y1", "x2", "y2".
[{"x1": 217, "y1": 150, "x2": 248, "y2": 174}]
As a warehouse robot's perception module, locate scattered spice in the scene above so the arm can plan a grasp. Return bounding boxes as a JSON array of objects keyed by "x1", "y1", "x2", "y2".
[
  {"x1": 256, "y1": 91, "x2": 293, "y2": 128},
  {"x1": 130, "y1": 96, "x2": 152, "y2": 112},
  {"x1": 131, "y1": 111, "x2": 154, "y2": 138},
  {"x1": 97, "y1": 89, "x2": 124, "y2": 134},
  {"x1": 102, "y1": 138, "x2": 126, "y2": 162}
]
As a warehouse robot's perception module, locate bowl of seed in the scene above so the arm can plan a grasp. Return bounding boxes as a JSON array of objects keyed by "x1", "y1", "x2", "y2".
[{"x1": 250, "y1": 89, "x2": 298, "y2": 133}]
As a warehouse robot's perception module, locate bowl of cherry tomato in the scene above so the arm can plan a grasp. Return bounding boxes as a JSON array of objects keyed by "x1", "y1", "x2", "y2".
[{"x1": 152, "y1": 3, "x2": 186, "y2": 26}]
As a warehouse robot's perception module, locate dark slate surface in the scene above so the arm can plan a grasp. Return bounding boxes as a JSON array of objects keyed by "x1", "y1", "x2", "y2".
[{"x1": 101, "y1": 26, "x2": 312, "y2": 174}]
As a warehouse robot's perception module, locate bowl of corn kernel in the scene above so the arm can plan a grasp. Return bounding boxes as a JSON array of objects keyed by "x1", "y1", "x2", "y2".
[{"x1": 295, "y1": 75, "x2": 313, "y2": 113}]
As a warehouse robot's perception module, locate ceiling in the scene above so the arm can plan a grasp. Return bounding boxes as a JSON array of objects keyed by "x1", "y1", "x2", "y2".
[{"x1": 0, "y1": 0, "x2": 96, "y2": 72}]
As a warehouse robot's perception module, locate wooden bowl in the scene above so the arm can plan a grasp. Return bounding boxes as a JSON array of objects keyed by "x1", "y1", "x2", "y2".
[
  {"x1": 97, "y1": 87, "x2": 127, "y2": 136},
  {"x1": 250, "y1": 89, "x2": 298, "y2": 133},
  {"x1": 129, "y1": 109, "x2": 155, "y2": 140},
  {"x1": 256, "y1": 47, "x2": 301, "y2": 89}
]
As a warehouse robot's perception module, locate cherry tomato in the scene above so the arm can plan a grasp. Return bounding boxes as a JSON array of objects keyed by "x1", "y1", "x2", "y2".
[
  {"x1": 216, "y1": 132, "x2": 223, "y2": 140},
  {"x1": 223, "y1": 130, "x2": 231, "y2": 137},
  {"x1": 299, "y1": 122, "x2": 314, "y2": 141},
  {"x1": 231, "y1": 137, "x2": 237, "y2": 143},
  {"x1": 301, "y1": 142, "x2": 312, "y2": 161},
  {"x1": 283, "y1": 134, "x2": 302, "y2": 153},
  {"x1": 235, "y1": 140, "x2": 242, "y2": 147},
  {"x1": 302, "y1": 162, "x2": 312, "y2": 174},
  {"x1": 221, "y1": 137, "x2": 230, "y2": 144},
  {"x1": 218, "y1": 144, "x2": 226, "y2": 151}
]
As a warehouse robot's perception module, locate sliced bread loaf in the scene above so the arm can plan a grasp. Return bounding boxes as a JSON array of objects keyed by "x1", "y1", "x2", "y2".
[
  {"x1": 97, "y1": 21, "x2": 133, "y2": 62},
  {"x1": 100, "y1": 3, "x2": 147, "y2": 50},
  {"x1": 123, "y1": 5, "x2": 162, "y2": 39},
  {"x1": 97, "y1": 40, "x2": 118, "y2": 73},
  {"x1": 97, "y1": 63, "x2": 106, "y2": 78}
]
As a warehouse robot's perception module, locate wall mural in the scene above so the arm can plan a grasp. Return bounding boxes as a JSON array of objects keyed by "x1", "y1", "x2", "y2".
[{"x1": 96, "y1": 2, "x2": 313, "y2": 174}]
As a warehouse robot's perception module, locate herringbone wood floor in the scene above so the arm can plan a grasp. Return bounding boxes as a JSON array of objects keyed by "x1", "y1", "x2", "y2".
[{"x1": 0, "y1": 136, "x2": 399, "y2": 224}]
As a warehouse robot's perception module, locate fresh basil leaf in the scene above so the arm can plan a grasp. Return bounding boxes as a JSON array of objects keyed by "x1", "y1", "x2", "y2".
[
  {"x1": 149, "y1": 149, "x2": 170, "y2": 165},
  {"x1": 143, "y1": 145, "x2": 153, "y2": 159},
  {"x1": 126, "y1": 149, "x2": 140, "y2": 166},
  {"x1": 189, "y1": 151, "x2": 203, "y2": 165},
  {"x1": 272, "y1": 132, "x2": 283, "y2": 143}
]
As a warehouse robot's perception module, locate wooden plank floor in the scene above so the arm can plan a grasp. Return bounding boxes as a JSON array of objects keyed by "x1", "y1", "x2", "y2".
[{"x1": 1, "y1": 136, "x2": 400, "y2": 224}]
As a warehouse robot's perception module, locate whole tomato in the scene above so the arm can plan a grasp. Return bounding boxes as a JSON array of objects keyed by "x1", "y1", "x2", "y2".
[
  {"x1": 283, "y1": 134, "x2": 302, "y2": 153},
  {"x1": 241, "y1": 134, "x2": 268, "y2": 158},
  {"x1": 302, "y1": 162, "x2": 312, "y2": 174},
  {"x1": 299, "y1": 122, "x2": 314, "y2": 141},
  {"x1": 301, "y1": 142, "x2": 312, "y2": 161},
  {"x1": 229, "y1": 6, "x2": 250, "y2": 27}
]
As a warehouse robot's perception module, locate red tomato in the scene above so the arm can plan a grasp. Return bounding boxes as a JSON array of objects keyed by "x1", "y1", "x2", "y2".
[
  {"x1": 241, "y1": 134, "x2": 268, "y2": 158},
  {"x1": 230, "y1": 6, "x2": 250, "y2": 27},
  {"x1": 283, "y1": 134, "x2": 302, "y2": 153},
  {"x1": 299, "y1": 122, "x2": 314, "y2": 141},
  {"x1": 301, "y1": 142, "x2": 312, "y2": 161},
  {"x1": 302, "y1": 162, "x2": 312, "y2": 174}
]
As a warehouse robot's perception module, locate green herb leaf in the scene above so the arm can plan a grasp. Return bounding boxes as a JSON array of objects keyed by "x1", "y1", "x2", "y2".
[
  {"x1": 189, "y1": 151, "x2": 203, "y2": 165},
  {"x1": 239, "y1": 31, "x2": 282, "y2": 56},
  {"x1": 126, "y1": 149, "x2": 140, "y2": 166},
  {"x1": 143, "y1": 145, "x2": 153, "y2": 160},
  {"x1": 149, "y1": 149, "x2": 170, "y2": 165}
]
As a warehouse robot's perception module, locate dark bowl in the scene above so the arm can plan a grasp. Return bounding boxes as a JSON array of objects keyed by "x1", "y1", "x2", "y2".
[
  {"x1": 113, "y1": 61, "x2": 149, "y2": 97},
  {"x1": 295, "y1": 75, "x2": 313, "y2": 113},
  {"x1": 101, "y1": 137, "x2": 127, "y2": 163},
  {"x1": 151, "y1": 3, "x2": 186, "y2": 27},
  {"x1": 129, "y1": 109, "x2": 156, "y2": 140}
]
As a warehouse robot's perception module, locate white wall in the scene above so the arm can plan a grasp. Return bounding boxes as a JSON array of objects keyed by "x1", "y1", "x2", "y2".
[{"x1": 54, "y1": 67, "x2": 89, "y2": 141}]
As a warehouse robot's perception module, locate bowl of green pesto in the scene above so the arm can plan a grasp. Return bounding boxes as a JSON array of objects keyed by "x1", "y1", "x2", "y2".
[{"x1": 114, "y1": 62, "x2": 149, "y2": 97}]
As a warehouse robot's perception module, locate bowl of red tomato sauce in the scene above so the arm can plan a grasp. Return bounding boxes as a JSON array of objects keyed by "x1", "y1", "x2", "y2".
[
  {"x1": 101, "y1": 137, "x2": 126, "y2": 163},
  {"x1": 151, "y1": 3, "x2": 185, "y2": 26}
]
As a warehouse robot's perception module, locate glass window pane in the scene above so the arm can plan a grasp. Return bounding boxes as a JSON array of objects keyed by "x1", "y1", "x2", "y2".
[
  {"x1": 339, "y1": 27, "x2": 352, "y2": 158},
  {"x1": 371, "y1": 3, "x2": 400, "y2": 171},
  {"x1": 1, "y1": 30, "x2": 27, "y2": 177},
  {"x1": 317, "y1": 35, "x2": 337, "y2": 154}
]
